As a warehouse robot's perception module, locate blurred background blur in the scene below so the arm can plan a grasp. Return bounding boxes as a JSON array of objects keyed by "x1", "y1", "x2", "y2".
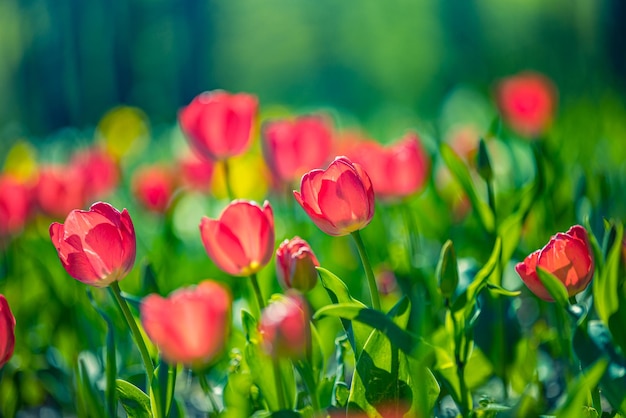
[{"x1": 0, "y1": 0, "x2": 624, "y2": 139}]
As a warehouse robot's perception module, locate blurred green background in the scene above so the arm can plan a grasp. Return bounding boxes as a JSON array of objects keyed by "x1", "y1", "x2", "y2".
[{"x1": 0, "y1": 0, "x2": 624, "y2": 137}]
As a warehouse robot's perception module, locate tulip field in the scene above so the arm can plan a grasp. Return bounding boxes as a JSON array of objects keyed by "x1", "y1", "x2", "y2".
[{"x1": 3, "y1": 64, "x2": 626, "y2": 418}]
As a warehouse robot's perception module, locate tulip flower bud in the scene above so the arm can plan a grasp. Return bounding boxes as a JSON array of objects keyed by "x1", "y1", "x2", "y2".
[
  {"x1": 476, "y1": 138, "x2": 493, "y2": 183},
  {"x1": 276, "y1": 237, "x2": 320, "y2": 292},
  {"x1": 436, "y1": 240, "x2": 459, "y2": 300},
  {"x1": 141, "y1": 281, "x2": 231, "y2": 367},
  {"x1": 259, "y1": 292, "x2": 310, "y2": 358},
  {"x1": 515, "y1": 225, "x2": 594, "y2": 302},
  {"x1": 294, "y1": 156, "x2": 375, "y2": 236},
  {"x1": 50, "y1": 202, "x2": 136, "y2": 287},
  {"x1": 0, "y1": 295, "x2": 16, "y2": 369}
]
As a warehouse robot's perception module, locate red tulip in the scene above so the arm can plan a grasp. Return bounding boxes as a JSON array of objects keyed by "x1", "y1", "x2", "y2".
[
  {"x1": 262, "y1": 115, "x2": 333, "y2": 183},
  {"x1": 132, "y1": 165, "x2": 176, "y2": 213},
  {"x1": 0, "y1": 175, "x2": 31, "y2": 237},
  {"x1": 199, "y1": 200, "x2": 274, "y2": 276},
  {"x1": 515, "y1": 225, "x2": 594, "y2": 301},
  {"x1": 495, "y1": 71, "x2": 557, "y2": 138},
  {"x1": 294, "y1": 156, "x2": 375, "y2": 236},
  {"x1": 276, "y1": 236, "x2": 319, "y2": 292},
  {"x1": 178, "y1": 152, "x2": 214, "y2": 192},
  {"x1": 179, "y1": 90, "x2": 258, "y2": 161},
  {"x1": 71, "y1": 147, "x2": 119, "y2": 200},
  {"x1": 50, "y1": 202, "x2": 136, "y2": 287},
  {"x1": 259, "y1": 292, "x2": 309, "y2": 358},
  {"x1": 141, "y1": 281, "x2": 231, "y2": 367},
  {"x1": 0, "y1": 295, "x2": 16, "y2": 369},
  {"x1": 346, "y1": 132, "x2": 429, "y2": 200},
  {"x1": 36, "y1": 164, "x2": 87, "y2": 219}
]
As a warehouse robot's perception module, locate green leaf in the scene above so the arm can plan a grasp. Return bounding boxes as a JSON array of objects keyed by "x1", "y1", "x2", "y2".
[
  {"x1": 77, "y1": 356, "x2": 105, "y2": 418},
  {"x1": 316, "y1": 267, "x2": 372, "y2": 358},
  {"x1": 485, "y1": 283, "x2": 521, "y2": 297},
  {"x1": 313, "y1": 303, "x2": 419, "y2": 356},
  {"x1": 440, "y1": 142, "x2": 495, "y2": 233},
  {"x1": 555, "y1": 359, "x2": 607, "y2": 418},
  {"x1": 386, "y1": 296, "x2": 411, "y2": 329},
  {"x1": 347, "y1": 330, "x2": 437, "y2": 417},
  {"x1": 594, "y1": 222, "x2": 623, "y2": 326},
  {"x1": 452, "y1": 238, "x2": 502, "y2": 316},
  {"x1": 436, "y1": 240, "x2": 459, "y2": 299},
  {"x1": 151, "y1": 358, "x2": 175, "y2": 418},
  {"x1": 536, "y1": 267, "x2": 570, "y2": 309},
  {"x1": 116, "y1": 379, "x2": 152, "y2": 418},
  {"x1": 574, "y1": 320, "x2": 626, "y2": 414},
  {"x1": 242, "y1": 309, "x2": 259, "y2": 342}
]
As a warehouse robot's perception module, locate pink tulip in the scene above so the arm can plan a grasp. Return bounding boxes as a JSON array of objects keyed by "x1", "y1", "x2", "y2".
[
  {"x1": 178, "y1": 152, "x2": 214, "y2": 192},
  {"x1": 36, "y1": 164, "x2": 87, "y2": 219},
  {"x1": 132, "y1": 165, "x2": 176, "y2": 213},
  {"x1": 0, "y1": 295, "x2": 16, "y2": 369},
  {"x1": 259, "y1": 292, "x2": 309, "y2": 358},
  {"x1": 141, "y1": 281, "x2": 231, "y2": 367},
  {"x1": 71, "y1": 147, "x2": 119, "y2": 200},
  {"x1": 515, "y1": 225, "x2": 594, "y2": 301},
  {"x1": 0, "y1": 175, "x2": 31, "y2": 237},
  {"x1": 346, "y1": 132, "x2": 429, "y2": 200},
  {"x1": 179, "y1": 90, "x2": 258, "y2": 161},
  {"x1": 262, "y1": 115, "x2": 333, "y2": 183},
  {"x1": 294, "y1": 156, "x2": 375, "y2": 236},
  {"x1": 495, "y1": 71, "x2": 557, "y2": 138},
  {"x1": 199, "y1": 200, "x2": 274, "y2": 276},
  {"x1": 276, "y1": 236, "x2": 319, "y2": 292},
  {"x1": 49, "y1": 202, "x2": 136, "y2": 287}
]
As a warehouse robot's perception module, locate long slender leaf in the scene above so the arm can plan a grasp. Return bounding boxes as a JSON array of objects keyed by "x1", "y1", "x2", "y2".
[{"x1": 116, "y1": 379, "x2": 152, "y2": 418}]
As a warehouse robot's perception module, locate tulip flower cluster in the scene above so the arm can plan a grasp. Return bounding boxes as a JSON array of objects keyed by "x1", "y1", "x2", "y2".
[{"x1": 8, "y1": 71, "x2": 626, "y2": 418}]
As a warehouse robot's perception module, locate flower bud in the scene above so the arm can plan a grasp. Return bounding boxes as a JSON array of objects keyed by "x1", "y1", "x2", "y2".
[
  {"x1": 259, "y1": 292, "x2": 310, "y2": 358},
  {"x1": 276, "y1": 237, "x2": 319, "y2": 292}
]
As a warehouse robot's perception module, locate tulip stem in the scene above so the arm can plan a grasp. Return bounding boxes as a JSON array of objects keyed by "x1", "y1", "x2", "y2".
[
  {"x1": 222, "y1": 159, "x2": 235, "y2": 201},
  {"x1": 273, "y1": 357, "x2": 288, "y2": 410},
  {"x1": 110, "y1": 282, "x2": 155, "y2": 380},
  {"x1": 351, "y1": 230, "x2": 381, "y2": 310},
  {"x1": 250, "y1": 273, "x2": 266, "y2": 312},
  {"x1": 198, "y1": 373, "x2": 220, "y2": 414}
]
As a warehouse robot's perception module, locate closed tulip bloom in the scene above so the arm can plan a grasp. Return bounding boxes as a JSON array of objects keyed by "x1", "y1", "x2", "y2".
[
  {"x1": 178, "y1": 152, "x2": 214, "y2": 192},
  {"x1": 276, "y1": 236, "x2": 319, "y2": 292},
  {"x1": 36, "y1": 165, "x2": 87, "y2": 219},
  {"x1": 496, "y1": 71, "x2": 556, "y2": 138},
  {"x1": 141, "y1": 281, "x2": 231, "y2": 367},
  {"x1": 50, "y1": 202, "x2": 136, "y2": 287},
  {"x1": 0, "y1": 175, "x2": 31, "y2": 237},
  {"x1": 259, "y1": 292, "x2": 309, "y2": 358},
  {"x1": 179, "y1": 90, "x2": 258, "y2": 161},
  {"x1": 262, "y1": 115, "x2": 333, "y2": 183},
  {"x1": 132, "y1": 165, "x2": 176, "y2": 213},
  {"x1": 0, "y1": 295, "x2": 16, "y2": 369},
  {"x1": 347, "y1": 132, "x2": 429, "y2": 200},
  {"x1": 199, "y1": 200, "x2": 274, "y2": 276},
  {"x1": 294, "y1": 156, "x2": 375, "y2": 236},
  {"x1": 515, "y1": 225, "x2": 594, "y2": 301},
  {"x1": 71, "y1": 147, "x2": 119, "y2": 200}
]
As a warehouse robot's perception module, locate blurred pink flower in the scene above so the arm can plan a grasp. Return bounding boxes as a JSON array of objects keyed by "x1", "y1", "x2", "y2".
[
  {"x1": 179, "y1": 90, "x2": 258, "y2": 161},
  {"x1": 0, "y1": 175, "x2": 32, "y2": 237},
  {"x1": 262, "y1": 115, "x2": 333, "y2": 183},
  {"x1": 259, "y1": 292, "x2": 310, "y2": 358},
  {"x1": 71, "y1": 147, "x2": 119, "y2": 200},
  {"x1": 36, "y1": 164, "x2": 87, "y2": 219},
  {"x1": 132, "y1": 165, "x2": 176, "y2": 213},
  {"x1": 141, "y1": 281, "x2": 231, "y2": 367},
  {"x1": 496, "y1": 71, "x2": 557, "y2": 138},
  {"x1": 0, "y1": 294, "x2": 16, "y2": 369}
]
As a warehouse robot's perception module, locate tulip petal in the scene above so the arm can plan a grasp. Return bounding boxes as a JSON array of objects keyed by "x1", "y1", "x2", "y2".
[
  {"x1": 199, "y1": 217, "x2": 247, "y2": 276},
  {"x1": 84, "y1": 223, "x2": 126, "y2": 277}
]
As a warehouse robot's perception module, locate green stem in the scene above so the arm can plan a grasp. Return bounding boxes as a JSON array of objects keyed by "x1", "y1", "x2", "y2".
[
  {"x1": 350, "y1": 230, "x2": 381, "y2": 310},
  {"x1": 222, "y1": 159, "x2": 235, "y2": 201},
  {"x1": 591, "y1": 384, "x2": 602, "y2": 415},
  {"x1": 198, "y1": 373, "x2": 220, "y2": 414},
  {"x1": 105, "y1": 320, "x2": 117, "y2": 418},
  {"x1": 273, "y1": 357, "x2": 287, "y2": 410},
  {"x1": 447, "y1": 300, "x2": 471, "y2": 417},
  {"x1": 110, "y1": 282, "x2": 155, "y2": 380},
  {"x1": 249, "y1": 273, "x2": 266, "y2": 312}
]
